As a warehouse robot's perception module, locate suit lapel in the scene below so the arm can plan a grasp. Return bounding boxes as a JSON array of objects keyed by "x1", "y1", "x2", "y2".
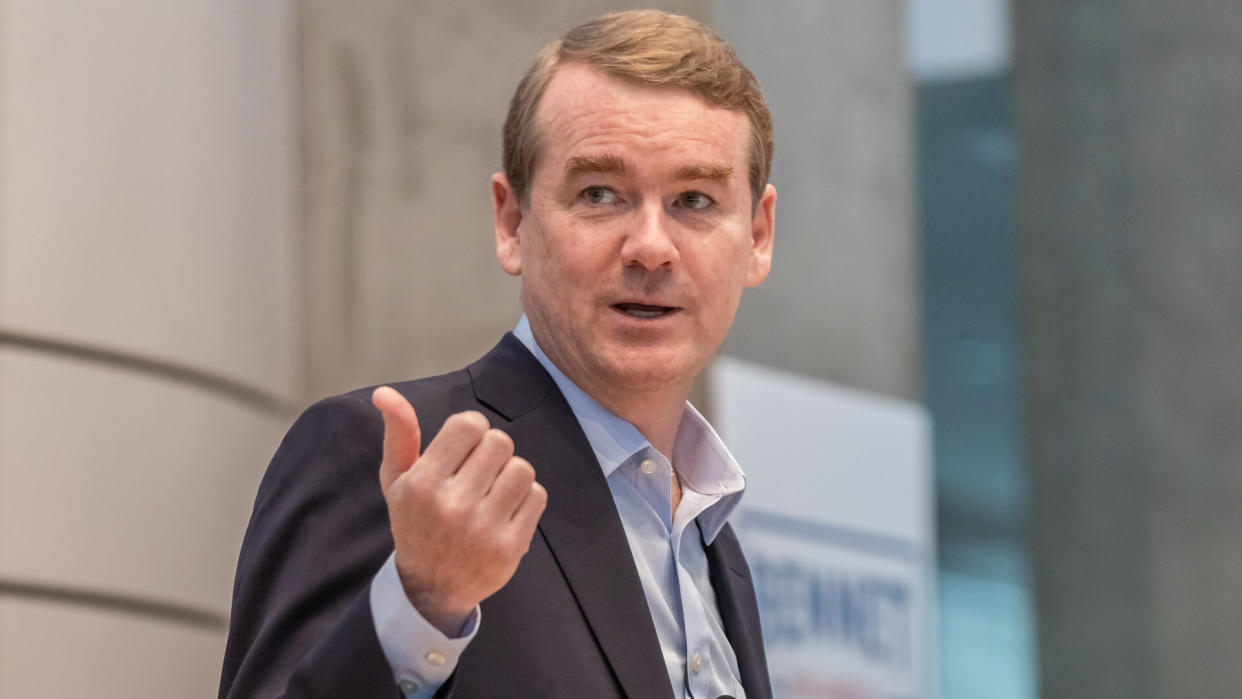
[
  {"x1": 470, "y1": 335, "x2": 674, "y2": 699},
  {"x1": 706, "y1": 524, "x2": 773, "y2": 699}
]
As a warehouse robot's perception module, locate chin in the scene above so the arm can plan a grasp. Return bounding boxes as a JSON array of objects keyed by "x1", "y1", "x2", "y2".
[{"x1": 597, "y1": 347, "x2": 704, "y2": 391}]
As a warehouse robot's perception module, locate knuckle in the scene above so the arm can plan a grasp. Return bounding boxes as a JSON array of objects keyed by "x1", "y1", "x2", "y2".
[
  {"x1": 462, "y1": 513, "x2": 488, "y2": 540},
  {"x1": 483, "y1": 428, "x2": 515, "y2": 456},
  {"x1": 442, "y1": 411, "x2": 489, "y2": 441},
  {"x1": 492, "y1": 532, "x2": 516, "y2": 555},
  {"x1": 496, "y1": 527, "x2": 522, "y2": 552},
  {"x1": 506, "y1": 457, "x2": 535, "y2": 482},
  {"x1": 403, "y1": 464, "x2": 436, "y2": 494},
  {"x1": 512, "y1": 526, "x2": 536, "y2": 555},
  {"x1": 383, "y1": 481, "x2": 407, "y2": 510},
  {"x1": 394, "y1": 477, "x2": 421, "y2": 504},
  {"x1": 471, "y1": 527, "x2": 501, "y2": 553},
  {"x1": 388, "y1": 472, "x2": 420, "y2": 500},
  {"x1": 434, "y1": 492, "x2": 469, "y2": 522},
  {"x1": 529, "y1": 482, "x2": 548, "y2": 507},
  {"x1": 455, "y1": 410, "x2": 491, "y2": 434}
]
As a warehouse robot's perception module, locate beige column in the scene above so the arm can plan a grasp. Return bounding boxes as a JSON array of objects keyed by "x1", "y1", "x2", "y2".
[{"x1": 0, "y1": 1, "x2": 293, "y2": 695}]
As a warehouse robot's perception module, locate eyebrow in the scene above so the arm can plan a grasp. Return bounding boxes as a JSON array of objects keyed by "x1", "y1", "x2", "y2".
[
  {"x1": 565, "y1": 154, "x2": 629, "y2": 178},
  {"x1": 674, "y1": 163, "x2": 734, "y2": 183},
  {"x1": 564, "y1": 155, "x2": 735, "y2": 185}
]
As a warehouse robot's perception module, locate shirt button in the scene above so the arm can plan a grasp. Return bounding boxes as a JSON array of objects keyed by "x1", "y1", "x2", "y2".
[
  {"x1": 640, "y1": 458, "x2": 658, "y2": 474},
  {"x1": 425, "y1": 649, "x2": 447, "y2": 666},
  {"x1": 398, "y1": 679, "x2": 420, "y2": 695},
  {"x1": 690, "y1": 653, "x2": 704, "y2": 673}
]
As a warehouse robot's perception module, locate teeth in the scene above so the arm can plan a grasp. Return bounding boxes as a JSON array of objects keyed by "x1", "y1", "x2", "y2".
[
  {"x1": 625, "y1": 308, "x2": 664, "y2": 318},
  {"x1": 615, "y1": 302, "x2": 673, "y2": 319}
]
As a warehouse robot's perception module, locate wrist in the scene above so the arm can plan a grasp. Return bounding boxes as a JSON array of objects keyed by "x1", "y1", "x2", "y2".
[{"x1": 404, "y1": 587, "x2": 474, "y2": 637}]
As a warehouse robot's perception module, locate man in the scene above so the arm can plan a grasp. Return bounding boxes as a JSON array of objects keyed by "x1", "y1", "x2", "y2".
[{"x1": 220, "y1": 10, "x2": 776, "y2": 698}]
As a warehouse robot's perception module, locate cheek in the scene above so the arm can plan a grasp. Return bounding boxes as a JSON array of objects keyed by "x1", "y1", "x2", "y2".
[
  {"x1": 693, "y1": 237, "x2": 753, "y2": 284},
  {"x1": 530, "y1": 248, "x2": 585, "y2": 291},
  {"x1": 545, "y1": 233, "x2": 613, "y2": 283},
  {"x1": 692, "y1": 246, "x2": 751, "y2": 318},
  {"x1": 523, "y1": 239, "x2": 598, "y2": 316}
]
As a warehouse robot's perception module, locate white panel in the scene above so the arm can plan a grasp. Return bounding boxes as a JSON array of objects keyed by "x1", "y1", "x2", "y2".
[
  {"x1": 0, "y1": 349, "x2": 285, "y2": 614},
  {"x1": 0, "y1": 598, "x2": 224, "y2": 699},
  {"x1": 0, "y1": 0, "x2": 296, "y2": 399},
  {"x1": 712, "y1": 357, "x2": 932, "y2": 539},
  {"x1": 711, "y1": 356, "x2": 937, "y2": 697}
]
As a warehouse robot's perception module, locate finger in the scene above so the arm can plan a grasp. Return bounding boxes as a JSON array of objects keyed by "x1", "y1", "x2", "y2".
[
  {"x1": 483, "y1": 455, "x2": 535, "y2": 513},
  {"x1": 453, "y1": 428, "x2": 515, "y2": 496},
  {"x1": 418, "y1": 410, "x2": 491, "y2": 480},
  {"x1": 511, "y1": 481, "x2": 548, "y2": 535},
  {"x1": 372, "y1": 386, "x2": 421, "y2": 492}
]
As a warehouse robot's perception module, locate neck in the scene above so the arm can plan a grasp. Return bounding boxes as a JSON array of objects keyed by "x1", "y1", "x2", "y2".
[
  {"x1": 590, "y1": 384, "x2": 689, "y2": 458},
  {"x1": 523, "y1": 319, "x2": 696, "y2": 457}
]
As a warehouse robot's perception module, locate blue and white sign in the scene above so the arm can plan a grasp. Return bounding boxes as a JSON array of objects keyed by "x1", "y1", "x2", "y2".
[{"x1": 711, "y1": 357, "x2": 935, "y2": 699}]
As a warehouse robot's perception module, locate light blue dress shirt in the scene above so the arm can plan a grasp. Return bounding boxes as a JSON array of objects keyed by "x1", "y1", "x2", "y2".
[{"x1": 372, "y1": 315, "x2": 748, "y2": 698}]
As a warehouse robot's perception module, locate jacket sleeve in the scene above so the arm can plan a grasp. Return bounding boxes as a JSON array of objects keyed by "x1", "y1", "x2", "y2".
[{"x1": 218, "y1": 392, "x2": 405, "y2": 698}]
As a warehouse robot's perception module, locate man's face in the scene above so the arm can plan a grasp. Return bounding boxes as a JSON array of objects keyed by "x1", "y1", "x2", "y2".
[{"x1": 493, "y1": 62, "x2": 775, "y2": 403}]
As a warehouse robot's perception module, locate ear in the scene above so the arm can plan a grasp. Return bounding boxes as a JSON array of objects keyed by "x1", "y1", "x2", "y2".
[
  {"x1": 744, "y1": 183, "x2": 776, "y2": 287},
  {"x1": 492, "y1": 172, "x2": 523, "y2": 276}
]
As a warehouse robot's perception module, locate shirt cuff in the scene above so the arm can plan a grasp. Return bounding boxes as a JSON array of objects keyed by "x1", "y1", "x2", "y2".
[{"x1": 370, "y1": 552, "x2": 480, "y2": 699}]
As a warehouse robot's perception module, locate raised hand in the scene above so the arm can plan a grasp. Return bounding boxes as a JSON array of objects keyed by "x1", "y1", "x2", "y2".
[{"x1": 371, "y1": 386, "x2": 548, "y2": 636}]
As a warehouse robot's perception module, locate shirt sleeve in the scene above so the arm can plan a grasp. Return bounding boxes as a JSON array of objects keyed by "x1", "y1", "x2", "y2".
[{"x1": 370, "y1": 552, "x2": 480, "y2": 698}]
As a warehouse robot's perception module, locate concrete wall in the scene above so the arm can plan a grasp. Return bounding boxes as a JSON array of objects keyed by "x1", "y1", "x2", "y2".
[
  {"x1": 1017, "y1": 2, "x2": 1242, "y2": 696},
  {"x1": 713, "y1": 0, "x2": 918, "y2": 401},
  {"x1": 298, "y1": 0, "x2": 706, "y2": 398}
]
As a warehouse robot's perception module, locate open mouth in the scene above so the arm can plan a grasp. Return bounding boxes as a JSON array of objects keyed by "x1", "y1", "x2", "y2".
[{"x1": 613, "y1": 302, "x2": 678, "y2": 319}]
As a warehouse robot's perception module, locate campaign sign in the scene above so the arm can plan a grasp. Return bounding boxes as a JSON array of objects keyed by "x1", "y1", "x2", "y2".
[{"x1": 711, "y1": 357, "x2": 935, "y2": 699}]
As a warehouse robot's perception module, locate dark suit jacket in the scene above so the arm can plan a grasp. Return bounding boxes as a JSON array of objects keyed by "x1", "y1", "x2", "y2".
[{"x1": 220, "y1": 334, "x2": 771, "y2": 698}]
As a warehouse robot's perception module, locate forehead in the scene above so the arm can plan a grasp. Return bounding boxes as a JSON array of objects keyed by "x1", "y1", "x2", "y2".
[{"x1": 533, "y1": 63, "x2": 750, "y2": 178}]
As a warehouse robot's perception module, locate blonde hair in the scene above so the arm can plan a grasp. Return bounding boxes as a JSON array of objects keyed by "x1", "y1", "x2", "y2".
[{"x1": 502, "y1": 10, "x2": 774, "y2": 206}]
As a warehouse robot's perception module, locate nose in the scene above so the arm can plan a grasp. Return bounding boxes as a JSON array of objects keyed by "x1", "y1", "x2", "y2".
[{"x1": 620, "y1": 205, "x2": 679, "y2": 271}]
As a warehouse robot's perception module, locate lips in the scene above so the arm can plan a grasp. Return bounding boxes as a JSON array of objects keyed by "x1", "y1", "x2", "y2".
[{"x1": 613, "y1": 302, "x2": 678, "y2": 319}]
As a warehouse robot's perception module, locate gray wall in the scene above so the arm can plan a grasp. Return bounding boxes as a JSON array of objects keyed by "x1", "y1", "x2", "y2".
[
  {"x1": 297, "y1": 1, "x2": 713, "y2": 397},
  {"x1": 1017, "y1": 2, "x2": 1242, "y2": 697},
  {"x1": 714, "y1": 0, "x2": 918, "y2": 400}
]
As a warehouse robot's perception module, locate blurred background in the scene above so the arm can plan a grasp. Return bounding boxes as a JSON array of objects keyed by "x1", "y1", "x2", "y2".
[{"x1": 0, "y1": 1, "x2": 1238, "y2": 697}]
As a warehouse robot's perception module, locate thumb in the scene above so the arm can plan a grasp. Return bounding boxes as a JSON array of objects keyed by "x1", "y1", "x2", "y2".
[{"x1": 372, "y1": 386, "x2": 422, "y2": 492}]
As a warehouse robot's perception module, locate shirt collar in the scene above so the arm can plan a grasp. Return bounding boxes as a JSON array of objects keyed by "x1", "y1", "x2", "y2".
[{"x1": 513, "y1": 315, "x2": 745, "y2": 542}]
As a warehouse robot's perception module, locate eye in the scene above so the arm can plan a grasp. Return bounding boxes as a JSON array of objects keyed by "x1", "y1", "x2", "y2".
[
  {"x1": 676, "y1": 191, "x2": 714, "y2": 210},
  {"x1": 580, "y1": 186, "x2": 618, "y2": 205}
]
